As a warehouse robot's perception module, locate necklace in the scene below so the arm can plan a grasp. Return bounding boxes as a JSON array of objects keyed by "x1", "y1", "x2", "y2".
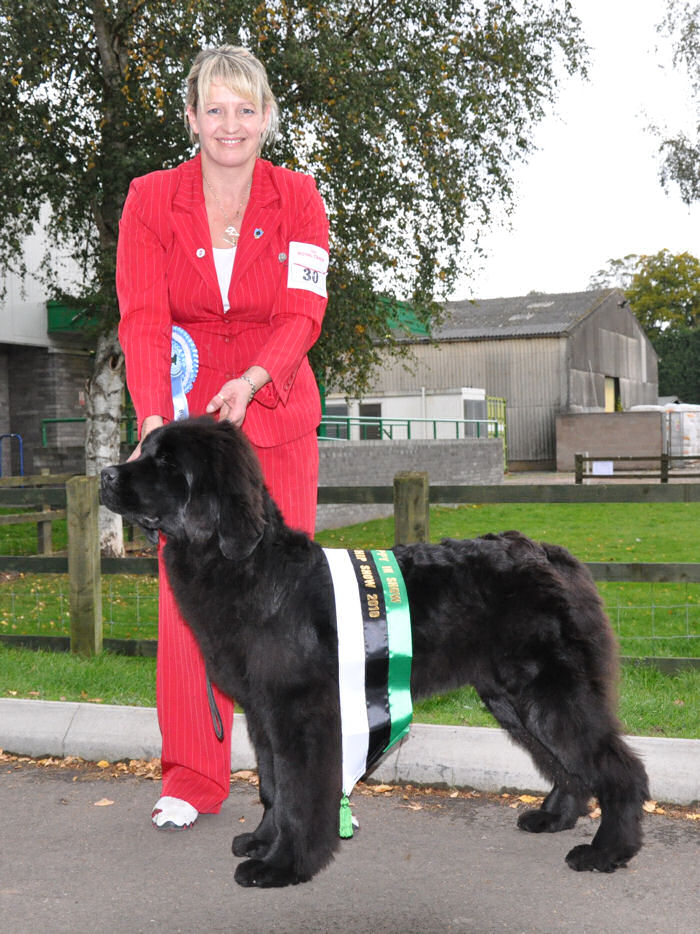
[{"x1": 202, "y1": 174, "x2": 251, "y2": 247}]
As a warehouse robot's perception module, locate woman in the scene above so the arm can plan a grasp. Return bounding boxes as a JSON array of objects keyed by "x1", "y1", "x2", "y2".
[{"x1": 116, "y1": 45, "x2": 329, "y2": 829}]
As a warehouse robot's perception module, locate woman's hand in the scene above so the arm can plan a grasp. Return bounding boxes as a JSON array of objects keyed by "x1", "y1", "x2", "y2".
[
  {"x1": 206, "y1": 367, "x2": 270, "y2": 428},
  {"x1": 128, "y1": 415, "x2": 165, "y2": 461}
]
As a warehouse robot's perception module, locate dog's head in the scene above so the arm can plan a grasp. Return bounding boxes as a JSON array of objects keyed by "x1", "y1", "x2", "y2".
[{"x1": 100, "y1": 417, "x2": 267, "y2": 560}]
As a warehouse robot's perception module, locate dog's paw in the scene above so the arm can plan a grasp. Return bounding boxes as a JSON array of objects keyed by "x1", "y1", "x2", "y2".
[
  {"x1": 232, "y1": 832, "x2": 271, "y2": 859},
  {"x1": 234, "y1": 858, "x2": 302, "y2": 888},
  {"x1": 518, "y1": 808, "x2": 578, "y2": 834},
  {"x1": 565, "y1": 844, "x2": 628, "y2": 873}
]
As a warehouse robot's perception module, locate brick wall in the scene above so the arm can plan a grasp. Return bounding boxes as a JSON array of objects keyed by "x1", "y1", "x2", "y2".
[
  {"x1": 8, "y1": 346, "x2": 93, "y2": 475},
  {"x1": 0, "y1": 349, "x2": 11, "y2": 476}
]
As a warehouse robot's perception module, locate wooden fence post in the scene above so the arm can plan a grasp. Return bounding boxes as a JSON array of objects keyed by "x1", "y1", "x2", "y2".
[
  {"x1": 393, "y1": 471, "x2": 429, "y2": 545},
  {"x1": 66, "y1": 475, "x2": 102, "y2": 656},
  {"x1": 574, "y1": 453, "x2": 584, "y2": 484}
]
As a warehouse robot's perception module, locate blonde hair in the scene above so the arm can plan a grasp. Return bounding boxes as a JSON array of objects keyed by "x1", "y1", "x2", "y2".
[{"x1": 185, "y1": 45, "x2": 279, "y2": 148}]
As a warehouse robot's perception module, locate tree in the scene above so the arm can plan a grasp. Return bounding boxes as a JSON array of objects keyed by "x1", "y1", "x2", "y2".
[
  {"x1": 625, "y1": 250, "x2": 700, "y2": 336},
  {"x1": 0, "y1": 1, "x2": 587, "y2": 551},
  {"x1": 256, "y1": 1, "x2": 588, "y2": 390},
  {"x1": 590, "y1": 250, "x2": 700, "y2": 337},
  {"x1": 657, "y1": 1, "x2": 700, "y2": 204},
  {"x1": 653, "y1": 328, "x2": 700, "y2": 401},
  {"x1": 588, "y1": 254, "x2": 641, "y2": 292},
  {"x1": 0, "y1": 1, "x2": 238, "y2": 554}
]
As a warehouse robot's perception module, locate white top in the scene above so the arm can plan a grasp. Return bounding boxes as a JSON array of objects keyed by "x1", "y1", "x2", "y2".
[{"x1": 213, "y1": 246, "x2": 236, "y2": 312}]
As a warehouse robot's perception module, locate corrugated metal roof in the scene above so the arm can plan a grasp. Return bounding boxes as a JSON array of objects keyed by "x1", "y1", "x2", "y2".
[{"x1": 434, "y1": 289, "x2": 619, "y2": 341}]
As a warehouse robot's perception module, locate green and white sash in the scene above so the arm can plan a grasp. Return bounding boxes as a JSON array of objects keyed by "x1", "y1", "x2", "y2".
[{"x1": 322, "y1": 547, "x2": 413, "y2": 837}]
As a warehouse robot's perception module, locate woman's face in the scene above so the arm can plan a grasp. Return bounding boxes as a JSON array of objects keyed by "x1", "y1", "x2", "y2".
[{"x1": 187, "y1": 83, "x2": 269, "y2": 173}]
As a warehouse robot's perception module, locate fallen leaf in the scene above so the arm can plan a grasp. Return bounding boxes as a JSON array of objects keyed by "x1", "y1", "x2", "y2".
[
  {"x1": 94, "y1": 798, "x2": 114, "y2": 807},
  {"x1": 518, "y1": 795, "x2": 541, "y2": 805},
  {"x1": 370, "y1": 784, "x2": 393, "y2": 794},
  {"x1": 643, "y1": 800, "x2": 658, "y2": 813},
  {"x1": 96, "y1": 760, "x2": 110, "y2": 769}
]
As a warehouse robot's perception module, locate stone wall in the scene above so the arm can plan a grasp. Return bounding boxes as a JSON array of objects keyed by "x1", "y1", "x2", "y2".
[{"x1": 316, "y1": 438, "x2": 504, "y2": 530}]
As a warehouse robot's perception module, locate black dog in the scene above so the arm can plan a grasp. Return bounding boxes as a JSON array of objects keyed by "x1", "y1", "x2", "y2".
[{"x1": 101, "y1": 417, "x2": 649, "y2": 888}]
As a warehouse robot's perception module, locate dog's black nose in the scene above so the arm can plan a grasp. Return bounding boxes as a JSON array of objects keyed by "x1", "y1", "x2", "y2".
[{"x1": 100, "y1": 466, "x2": 120, "y2": 488}]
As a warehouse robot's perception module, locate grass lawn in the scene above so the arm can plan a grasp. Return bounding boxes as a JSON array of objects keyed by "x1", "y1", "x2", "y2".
[
  {"x1": 317, "y1": 503, "x2": 700, "y2": 659},
  {"x1": 0, "y1": 643, "x2": 698, "y2": 739},
  {"x1": 0, "y1": 501, "x2": 698, "y2": 738}
]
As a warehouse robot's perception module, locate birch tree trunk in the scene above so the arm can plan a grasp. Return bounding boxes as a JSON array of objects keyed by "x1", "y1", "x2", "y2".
[{"x1": 85, "y1": 324, "x2": 125, "y2": 557}]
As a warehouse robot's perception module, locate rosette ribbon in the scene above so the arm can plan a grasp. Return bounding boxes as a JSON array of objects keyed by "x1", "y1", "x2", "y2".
[{"x1": 170, "y1": 326, "x2": 199, "y2": 421}]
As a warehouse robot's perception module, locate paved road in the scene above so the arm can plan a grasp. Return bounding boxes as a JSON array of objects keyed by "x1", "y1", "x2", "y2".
[{"x1": 1, "y1": 761, "x2": 698, "y2": 934}]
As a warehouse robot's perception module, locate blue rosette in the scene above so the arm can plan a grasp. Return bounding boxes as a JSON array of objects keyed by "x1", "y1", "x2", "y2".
[{"x1": 171, "y1": 326, "x2": 199, "y2": 420}]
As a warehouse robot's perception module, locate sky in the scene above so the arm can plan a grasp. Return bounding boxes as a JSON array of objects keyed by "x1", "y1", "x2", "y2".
[{"x1": 453, "y1": 0, "x2": 700, "y2": 301}]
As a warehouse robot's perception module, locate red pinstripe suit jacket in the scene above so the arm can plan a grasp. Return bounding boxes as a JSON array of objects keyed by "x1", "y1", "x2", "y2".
[{"x1": 116, "y1": 154, "x2": 329, "y2": 448}]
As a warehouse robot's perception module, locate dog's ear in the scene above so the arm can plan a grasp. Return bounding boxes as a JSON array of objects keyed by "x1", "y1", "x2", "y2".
[
  {"x1": 215, "y1": 473, "x2": 266, "y2": 560},
  {"x1": 181, "y1": 423, "x2": 267, "y2": 561}
]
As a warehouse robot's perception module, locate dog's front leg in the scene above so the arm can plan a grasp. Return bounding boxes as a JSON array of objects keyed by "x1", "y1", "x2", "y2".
[
  {"x1": 233, "y1": 715, "x2": 277, "y2": 860},
  {"x1": 231, "y1": 732, "x2": 276, "y2": 859},
  {"x1": 233, "y1": 707, "x2": 341, "y2": 888}
]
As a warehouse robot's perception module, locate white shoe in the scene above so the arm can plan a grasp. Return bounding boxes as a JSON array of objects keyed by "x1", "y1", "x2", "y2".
[{"x1": 151, "y1": 796, "x2": 199, "y2": 830}]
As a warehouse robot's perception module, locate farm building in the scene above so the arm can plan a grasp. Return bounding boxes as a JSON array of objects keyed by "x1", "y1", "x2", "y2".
[{"x1": 326, "y1": 289, "x2": 659, "y2": 470}]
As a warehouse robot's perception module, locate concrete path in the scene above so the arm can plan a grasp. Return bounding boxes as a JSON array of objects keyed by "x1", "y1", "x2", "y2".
[
  {"x1": 1, "y1": 698, "x2": 698, "y2": 804},
  {"x1": 1, "y1": 760, "x2": 698, "y2": 934}
]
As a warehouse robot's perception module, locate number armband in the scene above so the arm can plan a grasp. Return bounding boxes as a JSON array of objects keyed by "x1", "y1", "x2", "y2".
[{"x1": 287, "y1": 241, "x2": 329, "y2": 298}]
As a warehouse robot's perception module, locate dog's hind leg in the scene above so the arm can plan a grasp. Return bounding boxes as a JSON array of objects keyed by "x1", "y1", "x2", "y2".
[
  {"x1": 480, "y1": 691, "x2": 648, "y2": 872},
  {"x1": 517, "y1": 783, "x2": 591, "y2": 833},
  {"x1": 480, "y1": 693, "x2": 592, "y2": 833},
  {"x1": 565, "y1": 733, "x2": 649, "y2": 873}
]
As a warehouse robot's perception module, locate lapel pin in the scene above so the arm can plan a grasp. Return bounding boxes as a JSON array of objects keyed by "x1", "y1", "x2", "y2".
[
  {"x1": 254, "y1": 228, "x2": 264, "y2": 239},
  {"x1": 278, "y1": 252, "x2": 287, "y2": 263},
  {"x1": 196, "y1": 247, "x2": 206, "y2": 258}
]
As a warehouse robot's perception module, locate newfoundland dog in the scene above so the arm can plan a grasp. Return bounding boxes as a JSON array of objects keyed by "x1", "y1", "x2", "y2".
[{"x1": 101, "y1": 417, "x2": 648, "y2": 888}]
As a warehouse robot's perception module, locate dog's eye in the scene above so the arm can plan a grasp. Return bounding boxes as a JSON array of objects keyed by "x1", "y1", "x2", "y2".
[{"x1": 155, "y1": 451, "x2": 177, "y2": 469}]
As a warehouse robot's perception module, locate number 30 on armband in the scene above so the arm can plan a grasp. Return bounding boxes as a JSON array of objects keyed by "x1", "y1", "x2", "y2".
[{"x1": 287, "y1": 241, "x2": 329, "y2": 298}]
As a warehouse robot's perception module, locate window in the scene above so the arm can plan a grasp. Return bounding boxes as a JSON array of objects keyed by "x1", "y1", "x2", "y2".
[
  {"x1": 322, "y1": 404, "x2": 349, "y2": 439},
  {"x1": 359, "y1": 403, "x2": 382, "y2": 440}
]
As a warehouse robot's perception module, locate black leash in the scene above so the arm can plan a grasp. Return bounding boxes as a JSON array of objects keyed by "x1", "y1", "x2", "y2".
[{"x1": 206, "y1": 674, "x2": 225, "y2": 742}]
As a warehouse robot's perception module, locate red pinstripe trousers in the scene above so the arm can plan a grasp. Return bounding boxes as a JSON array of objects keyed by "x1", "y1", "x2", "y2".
[{"x1": 156, "y1": 429, "x2": 319, "y2": 811}]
